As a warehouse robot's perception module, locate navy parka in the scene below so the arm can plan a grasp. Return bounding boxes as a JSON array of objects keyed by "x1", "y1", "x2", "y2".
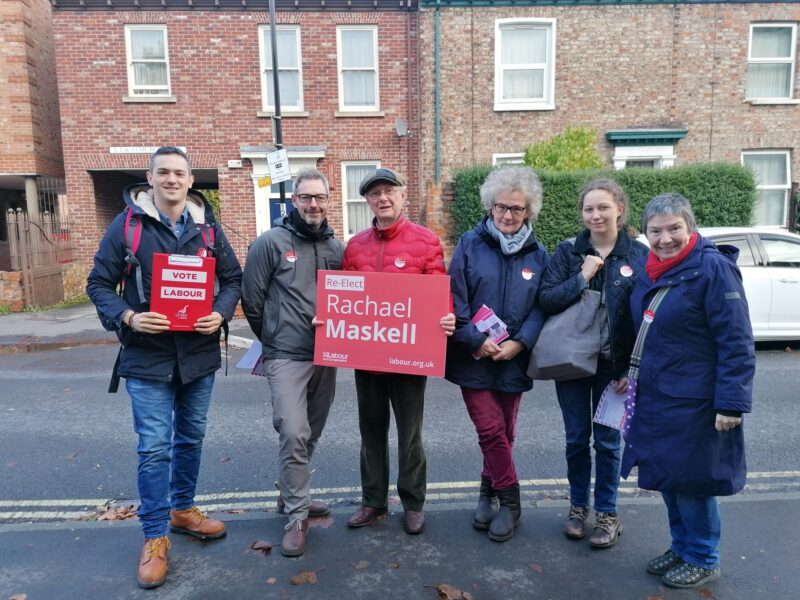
[
  {"x1": 620, "y1": 236, "x2": 755, "y2": 497},
  {"x1": 445, "y1": 218, "x2": 550, "y2": 393},
  {"x1": 87, "y1": 184, "x2": 243, "y2": 384}
]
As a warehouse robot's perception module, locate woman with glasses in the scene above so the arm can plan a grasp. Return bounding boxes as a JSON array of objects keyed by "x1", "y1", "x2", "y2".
[
  {"x1": 538, "y1": 179, "x2": 647, "y2": 548},
  {"x1": 445, "y1": 166, "x2": 550, "y2": 542}
]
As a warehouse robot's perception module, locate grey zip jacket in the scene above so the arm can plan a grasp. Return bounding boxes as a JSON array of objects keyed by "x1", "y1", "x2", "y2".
[{"x1": 241, "y1": 214, "x2": 343, "y2": 361}]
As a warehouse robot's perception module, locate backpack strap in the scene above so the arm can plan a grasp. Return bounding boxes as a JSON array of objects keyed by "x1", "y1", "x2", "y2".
[{"x1": 122, "y1": 207, "x2": 147, "y2": 304}]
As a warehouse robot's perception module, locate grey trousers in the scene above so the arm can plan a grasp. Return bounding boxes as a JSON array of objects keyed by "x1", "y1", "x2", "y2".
[{"x1": 266, "y1": 358, "x2": 337, "y2": 522}]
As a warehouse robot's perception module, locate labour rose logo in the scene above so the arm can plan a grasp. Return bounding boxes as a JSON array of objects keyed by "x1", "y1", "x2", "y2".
[{"x1": 286, "y1": 250, "x2": 297, "y2": 263}]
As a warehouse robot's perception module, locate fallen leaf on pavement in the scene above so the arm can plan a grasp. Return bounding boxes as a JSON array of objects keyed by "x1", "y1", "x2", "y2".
[
  {"x1": 645, "y1": 596, "x2": 664, "y2": 600},
  {"x1": 529, "y1": 563, "x2": 543, "y2": 573},
  {"x1": 226, "y1": 509, "x2": 245, "y2": 514},
  {"x1": 62, "y1": 387, "x2": 72, "y2": 392},
  {"x1": 388, "y1": 496, "x2": 401, "y2": 505},
  {"x1": 10, "y1": 594, "x2": 28, "y2": 600},
  {"x1": 64, "y1": 452, "x2": 78, "y2": 460},
  {"x1": 220, "y1": 456, "x2": 231, "y2": 463},
  {"x1": 388, "y1": 562, "x2": 400, "y2": 569},
  {"x1": 698, "y1": 590, "x2": 716, "y2": 599},
  {"x1": 309, "y1": 516, "x2": 334, "y2": 529},
  {"x1": 433, "y1": 583, "x2": 474, "y2": 600},
  {"x1": 290, "y1": 570, "x2": 318, "y2": 585},
  {"x1": 352, "y1": 560, "x2": 369, "y2": 570},
  {"x1": 266, "y1": 577, "x2": 277, "y2": 585},
  {"x1": 249, "y1": 540, "x2": 273, "y2": 555},
  {"x1": 6, "y1": 461, "x2": 16, "y2": 468},
  {"x1": 96, "y1": 504, "x2": 137, "y2": 521}
]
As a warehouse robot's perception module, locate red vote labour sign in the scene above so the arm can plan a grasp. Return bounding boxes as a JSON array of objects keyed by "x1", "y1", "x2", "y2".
[
  {"x1": 150, "y1": 253, "x2": 215, "y2": 331},
  {"x1": 314, "y1": 270, "x2": 450, "y2": 377}
]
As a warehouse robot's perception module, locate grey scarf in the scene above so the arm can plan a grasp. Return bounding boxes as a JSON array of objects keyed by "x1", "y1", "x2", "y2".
[{"x1": 485, "y1": 219, "x2": 532, "y2": 255}]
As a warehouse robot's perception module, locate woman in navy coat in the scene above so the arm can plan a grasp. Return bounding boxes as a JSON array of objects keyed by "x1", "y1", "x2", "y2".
[
  {"x1": 445, "y1": 167, "x2": 550, "y2": 542},
  {"x1": 538, "y1": 179, "x2": 648, "y2": 549},
  {"x1": 622, "y1": 193, "x2": 755, "y2": 589}
]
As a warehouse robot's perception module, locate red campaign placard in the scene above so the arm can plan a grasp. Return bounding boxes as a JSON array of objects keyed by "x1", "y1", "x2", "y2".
[
  {"x1": 149, "y1": 253, "x2": 215, "y2": 331},
  {"x1": 314, "y1": 270, "x2": 451, "y2": 377}
]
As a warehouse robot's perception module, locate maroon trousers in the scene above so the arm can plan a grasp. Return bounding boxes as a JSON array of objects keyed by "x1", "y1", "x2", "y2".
[{"x1": 460, "y1": 387, "x2": 522, "y2": 490}]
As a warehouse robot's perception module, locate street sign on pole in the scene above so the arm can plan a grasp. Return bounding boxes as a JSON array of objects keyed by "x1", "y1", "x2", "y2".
[{"x1": 267, "y1": 149, "x2": 291, "y2": 184}]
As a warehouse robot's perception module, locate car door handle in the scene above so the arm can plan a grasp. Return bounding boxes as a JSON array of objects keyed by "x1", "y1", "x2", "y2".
[{"x1": 778, "y1": 278, "x2": 799, "y2": 284}]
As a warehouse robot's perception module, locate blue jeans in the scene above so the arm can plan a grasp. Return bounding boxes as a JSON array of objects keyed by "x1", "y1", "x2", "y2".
[
  {"x1": 662, "y1": 492, "x2": 721, "y2": 568},
  {"x1": 555, "y1": 359, "x2": 621, "y2": 513},
  {"x1": 126, "y1": 373, "x2": 215, "y2": 538}
]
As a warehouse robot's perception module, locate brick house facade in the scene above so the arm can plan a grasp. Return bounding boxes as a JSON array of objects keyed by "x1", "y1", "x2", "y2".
[
  {"x1": 52, "y1": 0, "x2": 420, "y2": 265},
  {"x1": 0, "y1": 0, "x2": 65, "y2": 269},
  {"x1": 418, "y1": 1, "x2": 800, "y2": 234}
]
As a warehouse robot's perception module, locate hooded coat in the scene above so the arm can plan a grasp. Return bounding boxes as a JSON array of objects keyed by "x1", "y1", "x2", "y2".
[
  {"x1": 87, "y1": 183, "x2": 242, "y2": 384},
  {"x1": 620, "y1": 235, "x2": 755, "y2": 496},
  {"x1": 445, "y1": 217, "x2": 550, "y2": 393}
]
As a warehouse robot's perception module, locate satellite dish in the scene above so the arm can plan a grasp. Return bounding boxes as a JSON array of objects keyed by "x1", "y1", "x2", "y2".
[{"x1": 394, "y1": 118, "x2": 409, "y2": 137}]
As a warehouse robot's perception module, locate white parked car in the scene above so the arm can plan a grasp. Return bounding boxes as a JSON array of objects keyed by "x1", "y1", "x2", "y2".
[{"x1": 639, "y1": 227, "x2": 800, "y2": 341}]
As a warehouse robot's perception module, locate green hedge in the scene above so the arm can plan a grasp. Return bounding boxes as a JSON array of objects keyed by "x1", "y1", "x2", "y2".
[{"x1": 450, "y1": 163, "x2": 757, "y2": 252}]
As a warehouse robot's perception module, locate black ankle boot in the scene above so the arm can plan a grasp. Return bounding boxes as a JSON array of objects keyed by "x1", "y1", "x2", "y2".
[
  {"x1": 473, "y1": 476, "x2": 499, "y2": 531},
  {"x1": 488, "y1": 484, "x2": 521, "y2": 542}
]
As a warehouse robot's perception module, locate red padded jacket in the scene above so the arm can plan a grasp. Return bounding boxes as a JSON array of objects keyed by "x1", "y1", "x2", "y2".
[{"x1": 342, "y1": 216, "x2": 446, "y2": 275}]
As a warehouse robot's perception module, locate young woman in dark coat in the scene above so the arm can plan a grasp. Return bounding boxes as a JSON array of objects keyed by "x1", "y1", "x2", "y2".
[{"x1": 538, "y1": 179, "x2": 648, "y2": 548}]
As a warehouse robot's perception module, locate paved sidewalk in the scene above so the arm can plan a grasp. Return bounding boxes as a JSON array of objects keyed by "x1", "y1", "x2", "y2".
[
  {"x1": 0, "y1": 303, "x2": 255, "y2": 353},
  {"x1": 0, "y1": 496, "x2": 797, "y2": 599}
]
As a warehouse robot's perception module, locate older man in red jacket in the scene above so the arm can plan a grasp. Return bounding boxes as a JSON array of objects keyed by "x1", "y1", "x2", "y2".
[{"x1": 343, "y1": 168, "x2": 455, "y2": 535}]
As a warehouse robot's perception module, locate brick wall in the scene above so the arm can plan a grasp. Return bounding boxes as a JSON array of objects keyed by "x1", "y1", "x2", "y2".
[
  {"x1": 418, "y1": 3, "x2": 800, "y2": 195},
  {"x1": 0, "y1": 0, "x2": 64, "y2": 178},
  {"x1": 53, "y1": 9, "x2": 419, "y2": 262}
]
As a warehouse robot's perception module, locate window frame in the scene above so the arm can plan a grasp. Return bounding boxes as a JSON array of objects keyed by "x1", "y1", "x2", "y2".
[
  {"x1": 258, "y1": 25, "x2": 304, "y2": 113},
  {"x1": 341, "y1": 160, "x2": 380, "y2": 239},
  {"x1": 492, "y1": 153, "x2": 525, "y2": 166},
  {"x1": 124, "y1": 25, "x2": 172, "y2": 98},
  {"x1": 612, "y1": 145, "x2": 677, "y2": 170},
  {"x1": 336, "y1": 26, "x2": 380, "y2": 113},
  {"x1": 746, "y1": 23, "x2": 797, "y2": 102},
  {"x1": 494, "y1": 18, "x2": 556, "y2": 112},
  {"x1": 741, "y1": 150, "x2": 792, "y2": 227}
]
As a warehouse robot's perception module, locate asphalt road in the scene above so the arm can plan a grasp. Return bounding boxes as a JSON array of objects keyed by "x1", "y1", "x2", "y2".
[{"x1": 1, "y1": 344, "x2": 798, "y2": 520}]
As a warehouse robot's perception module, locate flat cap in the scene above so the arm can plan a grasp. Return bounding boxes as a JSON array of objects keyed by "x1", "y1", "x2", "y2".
[{"x1": 358, "y1": 168, "x2": 406, "y2": 196}]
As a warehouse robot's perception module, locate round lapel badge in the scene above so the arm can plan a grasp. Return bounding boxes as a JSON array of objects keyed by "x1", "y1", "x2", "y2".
[
  {"x1": 394, "y1": 257, "x2": 406, "y2": 269},
  {"x1": 521, "y1": 268, "x2": 533, "y2": 280},
  {"x1": 286, "y1": 250, "x2": 297, "y2": 263},
  {"x1": 643, "y1": 309, "x2": 655, "y2": 323},
  {"x1": 620, "y1": 265, "x2": 633, "y2": 277}
]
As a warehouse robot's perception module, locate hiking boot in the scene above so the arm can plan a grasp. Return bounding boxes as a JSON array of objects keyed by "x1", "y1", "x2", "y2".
[
  {"x1": 488, "y1": 484, "x2": 521, "y2": 543},
  {"x1": 662, "y1": 562, "x2": 721, "y2": 589},
  {"x1": 170, "y1": 506, "x2": 226, "y2": 541},
  {"x1": 473, "y1": 476, "x2": 499, "y2": 531},
  {"x1": 647, "y1": 549, "x2": 684, "y2": 575},
  {"x1": 280, "y1": 518, "x2": 309, "y2": 557},
  {"x1": 276, "y1": 495, "x2": 331, "y2": 518},
  {"x1": 137, "y1": 536, "x2": 170, "y2": 589},
  {"x1": 563, "y1": 505, "x2": 590, "y2": 539},
  {"x1": 589, "y1": 511, "x2": 622, "y2": 548}
]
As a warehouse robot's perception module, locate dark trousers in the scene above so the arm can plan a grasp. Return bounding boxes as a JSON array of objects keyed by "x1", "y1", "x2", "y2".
[{"x1": 354, "y1": 370, "x2": 427, "y2": 511}]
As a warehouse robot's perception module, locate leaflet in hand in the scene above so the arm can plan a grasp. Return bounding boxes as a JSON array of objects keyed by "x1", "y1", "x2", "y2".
[
  {"x1": 471, "y1": 304, "x2": 509, "y2": 358},
  {"x1": 593, "y1": 381, "x2": 626, "y2": 430}
]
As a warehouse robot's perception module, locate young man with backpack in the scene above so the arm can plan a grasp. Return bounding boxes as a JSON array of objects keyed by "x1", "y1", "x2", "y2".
[{"x1": 87, "y1": 146, "x2": 242, "y2": 589}]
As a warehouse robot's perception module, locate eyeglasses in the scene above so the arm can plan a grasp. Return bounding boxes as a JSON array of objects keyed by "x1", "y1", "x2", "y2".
[
  {"x1": 492, "y1": 203, "x2": 527, "y2": 217},
  {"x1": 366, "y1": 188, "x2": 401, "y2": 201},
  {"x1": 295, "y1": 194, "x2": 330, "y2": 205}
]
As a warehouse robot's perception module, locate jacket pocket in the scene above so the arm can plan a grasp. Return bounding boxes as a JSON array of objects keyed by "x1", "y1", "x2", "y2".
[{"x1": 658, "y1": 374, "x2": 714, "y2": 399}]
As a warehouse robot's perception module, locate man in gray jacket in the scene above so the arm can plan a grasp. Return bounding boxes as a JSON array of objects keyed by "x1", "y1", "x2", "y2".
[{"x1": 241, "y1": 169, "x2": 343, "y2": 557}]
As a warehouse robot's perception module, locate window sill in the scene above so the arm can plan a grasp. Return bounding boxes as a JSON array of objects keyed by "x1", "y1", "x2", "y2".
[
  {"x1": 122, "y1": 95, "x2": 177, "y2": 103},
  {"x1": 744, "y1": 98, "x2": 800, "y2": 105},
  {"x1": 257, "y1": 110, "x2": 310, "y2": 118},
  {"x1": 335, "y1": 110, "x2": 385, "y2": 118},
  {"x1": 494, "y1": 103, "x2": 555, "y2": 112}
]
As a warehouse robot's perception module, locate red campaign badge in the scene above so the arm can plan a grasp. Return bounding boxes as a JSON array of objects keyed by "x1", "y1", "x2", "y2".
[
  {"x1": 643, "y1": 309, "x2": 655, "y2": 323},
  {"x1": 521, "y1": 268, "x2": 533, "y2": 281},
  {"x1": 286, "y1": 250, "x2": 297, "y2": 263},
  {"x1": 394, "y1": 257, "x2": 406, "y2": 269},
  {"x1": 620, "y1": 265, "x2": 633, "y2": 277}
]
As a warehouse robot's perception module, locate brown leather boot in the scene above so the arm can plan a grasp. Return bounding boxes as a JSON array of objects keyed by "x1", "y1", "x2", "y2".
[
  {"x1": 137, "y1": 536, "x2": 170, "y2": 589},
  {"x1": 563, "y1": 505, "x2": 590, "y2": 539},
  {"x1": 280, "y1": 519, "x2": 309, "y2": 557},
  {"x1": 170, "y1": 506, "x2": 226, "y2": 541},
  {"x1": 589, "y1": 511, "x2": 622, "y2": 548}
]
